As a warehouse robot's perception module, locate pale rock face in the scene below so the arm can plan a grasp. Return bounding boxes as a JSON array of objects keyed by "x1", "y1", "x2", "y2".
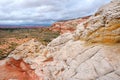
[
  {"x1": 46, "y1": 33, "x2": 73, "y2": 56},
  {"x1": 8, "y1": 39, "x2": 46, "y2": 65},
  {"x1": 41, "y1": 43, "x2": 120, "y2": 80},
  {"x1": 48, "y1": 33, "x2": 73, "y2": 47},
  {"x1": 73, "y1": 1, "x2": 120, "y2": 44},
  {"x1": 38, "y1": 1, "x2": 120, "y2": 80},
  {"x1": 0, "y1": 1, "x2": 120, "y2": 80}
]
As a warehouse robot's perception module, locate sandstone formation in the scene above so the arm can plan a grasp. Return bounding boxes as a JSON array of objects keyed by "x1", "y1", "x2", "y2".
[
  {"x1": 0, "y1": 58, "x2": 39, "y2": 80},
  {"x1": 74, "y1": 0, "x2": 120, "y2": 44},
  {"x1": 37, "y1": 1, "x2": 120, "y2": 80},
  {"x1": 0, "y1": 39, "x2": 45, "y2": 80},
  {"x1": 50, "y1": 16, "x2": 90, "y2": 34},
  {"x1": 0, "y1": 0, "x2": 120, "y2": 80}
]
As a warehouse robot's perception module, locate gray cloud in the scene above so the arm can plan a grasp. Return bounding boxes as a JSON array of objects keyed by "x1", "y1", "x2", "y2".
[{"x1": 0, "y1": 0, "x2": 111, "y2": 26}]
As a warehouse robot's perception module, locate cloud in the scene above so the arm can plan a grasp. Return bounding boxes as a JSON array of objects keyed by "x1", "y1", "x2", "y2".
[{"x1": 0, "y1": 0, "x2": 111, "y2": 26}]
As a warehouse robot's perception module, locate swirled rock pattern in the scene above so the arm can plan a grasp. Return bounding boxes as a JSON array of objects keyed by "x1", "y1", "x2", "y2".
[
  {"x1": 0, "y1": 0, "x2": 120, "y2": 80},
  {"x1": 39, "y1": 0, "x2": 120, "y2": 80},
  {"x1": 74, "y1": 0, "x2": 120, "y2": 44},
  {"x1": 50, "y1": 16, "x2": 90, "y2": 34}
]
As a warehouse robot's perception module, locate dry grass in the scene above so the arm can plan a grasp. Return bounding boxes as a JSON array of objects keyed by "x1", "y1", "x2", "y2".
[{"x1": 0, "y1": 28, "x2": 60, "y2": 59}]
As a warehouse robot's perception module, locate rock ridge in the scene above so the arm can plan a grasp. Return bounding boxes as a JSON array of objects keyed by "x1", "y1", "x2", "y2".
[
  {"x1": 0, "y1": 1, "x2": 120, "y2": 80},
  {"x1": 74, "y1": 1, "x2": 120, "y2": 44}
]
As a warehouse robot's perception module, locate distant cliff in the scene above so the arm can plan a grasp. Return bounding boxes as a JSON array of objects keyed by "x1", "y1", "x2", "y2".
[{"x1": 50, "y1": 16, "x2": 90, "y2": 34}]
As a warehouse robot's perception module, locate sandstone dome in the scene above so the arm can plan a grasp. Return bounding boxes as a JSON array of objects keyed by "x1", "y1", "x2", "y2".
[{"x1": 0, "y1": 0, "x2": 120, "y2": 80}]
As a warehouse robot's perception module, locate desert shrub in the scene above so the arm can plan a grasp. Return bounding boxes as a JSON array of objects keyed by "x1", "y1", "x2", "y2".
[
  {"x1": 0, "y1": 50, "x2": 3, "y2": 54},
  {"x1": 9, "y1": 43, "x2": 18, "y2": 51},
  {"x1": 0, "y1": 28, "x2": 60, "y2": 59}
]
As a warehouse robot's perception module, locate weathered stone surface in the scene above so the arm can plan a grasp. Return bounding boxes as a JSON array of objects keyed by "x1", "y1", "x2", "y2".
[
  {"x1": 8, "y1": 39, "x2": 46, "y2": 64},
  {"x1": 0, "y1": 58, "x2": 40, "y2": 80},
  {"x1": 41, "y1": 43, "x2": 120, "y2": 80},
  {"x1": 46, "y1": 33, "x2": 73, "y2": 57},
  {"x1": 50, "y1": 16, "x2": 90, "y2": 34},
  {"x1": 73, "y1": 0, "x2": 120, "y2": 44},
  {"x1": 38, "y1": 1, "x2": 120, "y2": 80},
  {"x1": 0, "y1": 0, "x2": 120, "y2": 80}
]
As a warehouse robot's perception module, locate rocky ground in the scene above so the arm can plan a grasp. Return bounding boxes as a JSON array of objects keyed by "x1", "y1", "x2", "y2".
[
  {"x1": 0, "y1": 0, "x2": 120, "y2": 80},
  {"x1": 0, "y1": 28, "x2": 59, "y2": 59}
]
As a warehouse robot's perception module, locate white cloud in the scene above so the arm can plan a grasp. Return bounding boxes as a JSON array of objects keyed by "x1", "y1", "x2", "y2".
[{"x1": 0, "y1": 0, "x2": 111, "y2": 26}]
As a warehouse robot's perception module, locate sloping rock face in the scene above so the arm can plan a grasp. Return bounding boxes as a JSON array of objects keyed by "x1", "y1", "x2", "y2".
[
  {"x1": 38, "y1": 1, "x2": 120, "y2": 80},
  {"x1": 0, "y1": 0, "x2": 120, "y2": 80},
  {"x1": 74, "y1": 0, "x2": 120, "y2": 44},
  {"x1": 0, "y1": 39, "x2": 45, "y2": 80},
  {"x1": 0, "y1": 58, "x2": 39, "y2": 80},
  {"x1": 42, "y1": 42, "x2": 120, "y2": 80},
  {"x1": 50, "y1": 16, "x2": 90, "y2": 34},
  {"x1": 9, "y1": 39, "x2": 45, "y2": 62}
]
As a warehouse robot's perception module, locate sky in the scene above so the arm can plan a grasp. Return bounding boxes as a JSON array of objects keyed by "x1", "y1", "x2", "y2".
[{"x1": 0, "y1": 0, "x2": 111, "y2": 26}]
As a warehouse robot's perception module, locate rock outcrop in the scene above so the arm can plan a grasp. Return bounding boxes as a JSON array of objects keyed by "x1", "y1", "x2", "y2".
[
  {"x1": 0, "y1": 58, "x2": 39, "y2": 80},
  {"x1": 39, "y1": 0, "x2": 120, "y2": 80},
  {"x1": 74, "y1": 0, "x2": 120, "y2": 44},
  {"x1": 50, "y1": 16, "x2": 90, "y2": 34},
  {"x1": 0, "y1": 39, "x2": 45, "y2": 80},
  {"x1": 0, "y1": 0, "x2": 120, "y2": 80}
]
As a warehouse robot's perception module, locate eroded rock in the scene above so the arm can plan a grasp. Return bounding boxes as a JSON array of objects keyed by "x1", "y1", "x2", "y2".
[
  {"x1": 74, "y1": 0, "x2": 120, "y2": 44},
  {"x1": 40, "y1": 1, "x2": 120, "y2": 80},
  {"x1": 50, "y1": 16, "x2": 90, "y2": 34},
  {"x1": 0, "y1": 58, "x2": 40, "y2": 80},
  {"x1": 0, "y1": 0, "x2": 120, "y2": 80}
]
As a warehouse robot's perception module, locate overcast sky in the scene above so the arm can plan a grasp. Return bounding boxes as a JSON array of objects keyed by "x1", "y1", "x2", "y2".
[{"x1": 0, "y1": 0, "x2": 111, "y2": 26}]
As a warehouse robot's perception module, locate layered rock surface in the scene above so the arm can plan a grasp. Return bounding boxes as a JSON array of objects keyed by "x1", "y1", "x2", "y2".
[
  {"x1": 50, "y1": 16, "x2": 90, "y2": 34},
  {"x1": 0, "y1": 0, "x2": 120, "y2": 80},
  {"x1": 0, "y1": 58, "x2": 39, "y2": 80},
  {"x1": 74, "y1": 0, "x2": 120, "y2": 44},
  {"x1": 38, "y1": 1, "x2": 120, "y2": 80},
  {"x1": 0, "y1": 39, "x2": 45, "y2": 80}
]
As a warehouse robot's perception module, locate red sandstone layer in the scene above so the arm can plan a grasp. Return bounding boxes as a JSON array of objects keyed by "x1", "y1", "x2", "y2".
[
  {"x1": 50, "y1": 16, "x2": 90, "y2": 34},
  {"x1": 0, "y1": 58, "x2": 40, "y2": 80}
]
